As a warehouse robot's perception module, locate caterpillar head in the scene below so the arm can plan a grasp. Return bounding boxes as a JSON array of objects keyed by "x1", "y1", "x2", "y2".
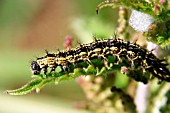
[{"x1": 31, "y1": 61, "x2": 41, "y2": 75}]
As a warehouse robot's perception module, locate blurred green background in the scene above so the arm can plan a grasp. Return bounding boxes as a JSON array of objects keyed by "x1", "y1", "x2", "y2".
[{"x1": 0, "y1": 0, "x2": 116, "y2": 113}]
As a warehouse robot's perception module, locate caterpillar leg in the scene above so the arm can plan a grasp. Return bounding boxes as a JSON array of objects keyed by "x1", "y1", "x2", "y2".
[
  {"x1": 84, "y1": 58, "x2": 92, "y2": 65},
  {"x1": 113, "y1": 54, "x2": 122, "y2": 65},
  {"x1": 42, "y1": 67, "x2": 47, "y2": 75},
  {"x1": 100, "y1": 55, "x2": 111, "y2": 69},
  {"x1": 50, "y1": 66, "x2": 56, "y2": 73}
]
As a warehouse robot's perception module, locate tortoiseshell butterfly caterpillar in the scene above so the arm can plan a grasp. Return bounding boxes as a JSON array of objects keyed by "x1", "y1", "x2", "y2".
[{"x1": 31, "y1": 37, "x2": 170, "y2": 82}]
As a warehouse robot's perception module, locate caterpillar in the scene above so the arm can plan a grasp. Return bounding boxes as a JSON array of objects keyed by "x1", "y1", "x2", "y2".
[{"x1": 31, "y1": 37, "x2": 170, "y2": 82}]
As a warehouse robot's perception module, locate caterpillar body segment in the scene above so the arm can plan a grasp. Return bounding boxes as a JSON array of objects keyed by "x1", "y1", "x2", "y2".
[{"x1": 31, "y1": 37, "x2": 170, "y2": 82}]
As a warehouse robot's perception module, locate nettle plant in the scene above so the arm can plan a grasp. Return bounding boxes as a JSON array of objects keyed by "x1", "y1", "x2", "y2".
[{"x1": 6, "y1": 0, "x2": 170, "y2": 113}]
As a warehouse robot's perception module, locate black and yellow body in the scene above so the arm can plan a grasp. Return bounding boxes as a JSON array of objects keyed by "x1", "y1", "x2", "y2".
[{"x1": 31, "y1": 37, "x2": 170, "y2": 82}]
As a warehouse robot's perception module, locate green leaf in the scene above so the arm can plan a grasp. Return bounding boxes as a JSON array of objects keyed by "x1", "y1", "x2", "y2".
[
  {"x1": 5, "y1": 79, "x2": 43, "y2": 95},
  {"x1": 96, "y1": 0, "x2": 154, "y2": 17}
]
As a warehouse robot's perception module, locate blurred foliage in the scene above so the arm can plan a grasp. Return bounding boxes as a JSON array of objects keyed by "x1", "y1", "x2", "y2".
[
  {"x1": 0, "y1": 0, "x2": 95, "y2": 113},
  {"x1": 3, "y1": 0, "x2": 170, "y2": 113},
  {"x1": 97, "y1": 0, "x2": 170, "y2": 48}
]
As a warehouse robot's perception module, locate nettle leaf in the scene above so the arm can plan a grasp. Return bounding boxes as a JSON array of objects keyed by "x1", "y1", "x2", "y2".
[
  {"x1": 97, "y1": 0, "x2": 170, "y2": 47},
  {"x1": 96, "y1": 0, "x2": 154, "y2": 17},
  {"x1": 5, "y1": 59, "x2": 111, "y2": 95},
  {"x1": 4, "y1": 62, "x2": 101, "y2": 95},
  {"x1": 5, "y1": 37, "x2": 170, "y2": 95},
  {"x1": 5, "y1": 79, "x2": 43, "y2": 95}
]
